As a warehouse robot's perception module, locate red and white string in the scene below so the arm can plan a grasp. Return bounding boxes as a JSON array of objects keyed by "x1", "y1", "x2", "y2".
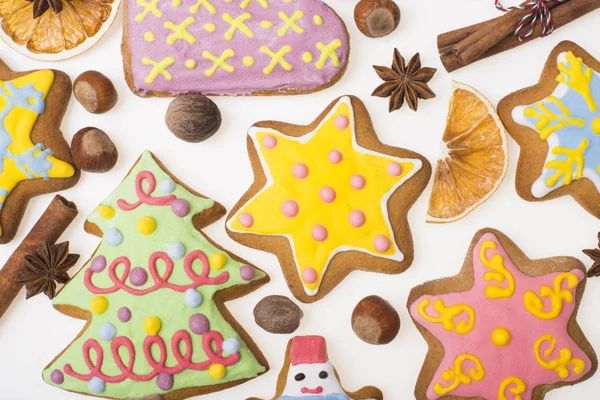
[{"x1": 495, "y1": 0, "x2": 569, "y2": 41}]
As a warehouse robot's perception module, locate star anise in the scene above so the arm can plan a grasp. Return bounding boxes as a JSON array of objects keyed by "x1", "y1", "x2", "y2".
[
  {"x1": 25, "y1": 0, "x2": 64, "y2": 19},
  {"x1": 372, "y1": 49, "x2": 437, "y2": 112},
  {"x1": 584, "y1": 232, "x2": 600, "y2": 278},
  {"x1": 17, "y1": 241, "x2": 79, "y2": 299}
]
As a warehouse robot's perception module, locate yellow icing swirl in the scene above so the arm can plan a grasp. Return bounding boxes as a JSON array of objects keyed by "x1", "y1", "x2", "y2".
[
  {"x1": 417, "y1": 298, "x2": 475, "y2": 335},
  {"x1": 524, "y1": 272, "x2": 579, "y2": 320},
  {"x1": 534, "y1": 334, "x2": 586, "y2": 379},
  {"x1": 433, "y1": 354, "x2": 485, "y2": 395},
  {"x1": 480, "y1": 239, "x2": 515, "y2": 299}
]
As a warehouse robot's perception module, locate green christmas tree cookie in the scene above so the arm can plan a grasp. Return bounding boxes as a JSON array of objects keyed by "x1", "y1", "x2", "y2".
[{"x1": 43, "y1": 151, "x2": 270, "y2": 399}]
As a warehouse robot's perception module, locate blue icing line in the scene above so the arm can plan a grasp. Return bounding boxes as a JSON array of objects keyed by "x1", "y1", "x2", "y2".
[{"x1": 0, "y1": 81, "x2": 54, "y2": 180}]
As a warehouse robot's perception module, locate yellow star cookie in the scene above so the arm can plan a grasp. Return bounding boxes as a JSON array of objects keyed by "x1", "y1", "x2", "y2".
[{"x1": 227, "y1": 96, "x2": 431, "y2": 302}]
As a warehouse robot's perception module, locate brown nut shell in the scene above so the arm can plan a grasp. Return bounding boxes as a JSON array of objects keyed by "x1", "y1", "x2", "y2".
[
  {"x1": 354, "y1": 0, "x2": 401, "y2": 38},
  {"x1": 165, "y1": 94, "x2": 222, "y2": 143},
  {"x1": 253, "y1": 295, "x2": 303, "y2": 334},
  {"x1": 71, "y1": 127, "x2": 118, "y2": 173},
  {"x1": 73, "y1": 71, "x2": 118, "y2": 114},
  {"x1": 351, "y1": 295, "x2": 400, "y2": 345}
]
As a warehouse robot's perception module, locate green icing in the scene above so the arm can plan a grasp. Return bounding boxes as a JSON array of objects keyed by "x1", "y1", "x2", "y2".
[{"x1": 43, "y1": 151, "x2": 267, "y2": 398}]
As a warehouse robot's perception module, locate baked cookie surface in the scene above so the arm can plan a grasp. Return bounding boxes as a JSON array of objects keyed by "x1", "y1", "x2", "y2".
[
  {"x1": 408, "y1": 228, "x2": 597, "y2": 400},
  {"x1": 227, "y1": 95, "x2": 431, "y2": 303},
  {"x1": 0, "y1": 60, "x2": 79, "y2": 244},
  {"x1": 123, "y1": 0, "x2": 349, "y2": 96},
  {"x1": 43, "y1": 151, "x2": 269, "y2": 399},
  {"x1": 498, "y1": 41, "x2": 600, "y2": 218}
]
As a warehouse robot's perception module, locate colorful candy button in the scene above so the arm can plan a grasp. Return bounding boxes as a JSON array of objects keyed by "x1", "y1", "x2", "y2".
[
  {"x1": 159, "y1": 178, "x2": 175, "y2": 194},
  {"x1": 50, "y1": 369, "x2": 64, "y2": 384},
  {"x1": 118, "y1": 307, "x2": 132, "y2": 322},
  {"x1": 90, "y1": 255, "x2": 107, "y2": 273},
  {"x1": 137, "y1": 216, "x2": 157, "y2": 235},
  {"x1": 98, "y1": 322, "x2": 117, "y2": 341},
  {"x1": 223, "y1": 338, "x2": 240, "y2": 354},
  {"x1": 130, "y1": 267, "x2": 148, "y2": 286},
  {"x1": 185, "y1": 288, "x2": 203, "y2": 308},
  {"x1": 167, "y1": 242, "x2": 186, "y2": 259},
  {"x1": 328, "y1": 150, "x2": 343, "y2": 164},
  {"x1": 292, "y1": 163, "x2": 309, "y2": 179},
  {"x1": 171, "y1": 198, "x2": 190, "y2": 217},
  {"x1": 156, "y1": 372, "x2": 174, "y2": 390},
  {"x1": 302, "y1": 267, "x2": 318, "y2": 284},
  {"x1": 311, "y1": 225, "x2": 328, "y2": 242},
  {"x1": 88, "y1": 377, "x2": 105, "y2": 394},
  {"x1": 239, "y1": 212, "x2": 254, "y2": 228},
  {"x1": 387, "y1": 162, "x2": 403, "y2": 176},
  {"x1": 90, "y1": 296, "x2": 108, "y2": 315},
  {"x1": 209, "y1": 364, "x2": 226, "y2": 380},
  {"x1": 210, "y1": 253, "x2": 227, "y2": 270},
  {"x1": 374, "y1": 235, "x2": 391, "y2": 252},
  {"x1": 349, "y1": 210, "x2": 366, "y2": 227},
  {"x1": 105, "y1": 228, "x2": 123, "y2": 246},
  {"x1": 263, "y1": 135, "x2": 277, "y2": 149},
  {"x1": 334, "y1": 115, "x2": 349, "y2": 130},
  {"x1": 319, "y1": 186, "x2": 336, "y2": 203},
  {"x1": 282, "y1": 200, "x2": 299, "y2": 218},
  {"x1": 240, "y1": 265, "x2": 255, "y2": 281},
  {"x1": 97, "y1": 205, "x2": 115, "y2": 219},
  {"x1": 189, "y1": 313, "x2": 210, "y2": 335},
  {"x1": 350, "y1": 174, "x2": 366, "y2": 190},
  {"x1": 144, "y1": 316, "x2": 162, "y2": 336}
]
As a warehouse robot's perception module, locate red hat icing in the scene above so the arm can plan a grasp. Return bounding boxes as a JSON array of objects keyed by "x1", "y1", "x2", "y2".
[{"x1": 289, "y1": 336, "x2": 328, "y2": 366}]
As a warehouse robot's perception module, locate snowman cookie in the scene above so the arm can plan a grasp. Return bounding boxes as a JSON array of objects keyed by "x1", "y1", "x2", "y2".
[{"x1": 247, "y1": 335, "x2": 383, "y2": 400}]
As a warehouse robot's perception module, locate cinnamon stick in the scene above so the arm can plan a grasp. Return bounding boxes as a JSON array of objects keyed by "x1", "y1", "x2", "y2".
[
  {"x1": 440, "y1": 0, "x2": 600, "y2": 72},
  {"x1": 0, "y1": 195, "x2": 78, "y2": 319}
]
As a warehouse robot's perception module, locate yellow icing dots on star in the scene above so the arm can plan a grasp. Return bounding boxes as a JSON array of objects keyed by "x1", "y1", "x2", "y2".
[
  {"x1": 202, "y1": 49, "x2": 235, "y2": 77},
  {"x1": 209, "y1": 363, "x2": 226, "y2": 380},
  {"x1": 186, "y1": 59, "x2": 196, "y2": 69},
  {"x1": 210, "y1": 253, "x2": 227, "y2": 270},
  {"x1": 144, "y1": 316, "x2": 162, "y2": 336},
  {"x1": 165, "y1": 17, "x2": 196, "y2": 45},
  {"x1": 137, "y1": 216, "x2": 157, "y2": 235},
  {"x1": 229, "y1": 98, "x2": 417, "y2": 294},
  {"x1": 313, "y1": 15, "x2": 323, "y2": 25},
  {"x1": 243, "y1": 56, "x2": 255, "y2": 67},
  {"x1": 90, "y1": 296, "x2": 108, "y2": 315},
  {"x1": 142, "y1": 56, "x2": 176, "y2": 84},
  {"x1": 491, "y1": 327, "x2": 511, "y2": 347},
  {"x1": 97, "y1": 205, "x2": 115, "y2": 219},
  {"x1": 143, "y1": 31, "x2": 155, "y2": 42},
  {"x1": 260, "y1": 20, "x2": 273, "y2": 29},
  {"x1": 204, "y1": 23, "x2": 216, "y2": 32}
]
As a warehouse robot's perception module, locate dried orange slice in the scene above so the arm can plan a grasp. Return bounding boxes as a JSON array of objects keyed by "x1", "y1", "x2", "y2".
[
  {"x1": 427, "y1": 81, "x2": 508, "y2": 223},
  {"x1": 0, "y1": 0, "x2": 119, "y2": 60}
]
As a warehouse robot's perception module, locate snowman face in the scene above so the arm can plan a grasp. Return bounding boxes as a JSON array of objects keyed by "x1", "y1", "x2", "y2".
[{"x1": 281, "y1": 362, "x2": 344, "y2": 397}]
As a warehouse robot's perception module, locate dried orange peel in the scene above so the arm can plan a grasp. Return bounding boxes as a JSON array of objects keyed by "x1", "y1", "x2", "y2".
[
  {"x1": 0, "y1": 0, "x2": 120, "y2": 60},
  {"x1": 427, "y1": 81, "x2": 509, "y2": 223}
]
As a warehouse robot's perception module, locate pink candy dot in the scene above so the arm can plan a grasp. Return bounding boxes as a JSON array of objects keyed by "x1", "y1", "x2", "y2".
[
  {"x1": 328, "y1": 150, "x2": 343, "y2": 164},
  {"x1": 334, "y1": 115, "x2": 349, "y2": 130},
  {"x1": 262, "y1": 135, "x2": 277, "y2": 149},
  {"x1": 374, "y1": 235, "x2": 391, "y2": 252},
  {"x1": 311, "y1": 225, "x2": 328, "y2": 242},
  {"x1": 349, "y1": 210, "x2": 366, "y2": 227},
  {"x1": 350, "y1": 174, "x2": 366, "y2": 190},
  {"x1": 282, "y1": 200, "x2": 299, "y2": 218},
  {"x1": 387, "y1": 162, "x2": 403, "y2": 176},
  {"x1": 302, "y1": 267, "x2": 318, "y2": 284},
  {"x1": 292, "y1": 163, "x2": 309, "y2": 179},
  {"x1": 239, "y1": 212, "x2": 254, "y2": 228},
  {"x1": 319, "y1": 187, "x2": 336, "y2": 203}
]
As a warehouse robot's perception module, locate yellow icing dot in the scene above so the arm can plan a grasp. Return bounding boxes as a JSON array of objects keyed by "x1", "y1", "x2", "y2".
[
  {"x1": 592, "y1": 118, "x2": 600, "y2": 134},
  {"x1": 90, "y1": 296, "x2": 108, "y2": 315},
  {"x1": 209, "y1": 364, "x2": 226, "y2": 380},
  {"x1": 302, "y1": 52, "x2": 313, "y2": 63},
  {"x1": 97, "y1": 205, "x2": 115, "y2": 219},
  {"x1": 491, "y1": 327, "x2": 512, "y2": 347},
  {"x1": 137, "y1": 216, "x2": 157, "y2": 235},
  {"x1": 186, "y1": 59, "x2": 197, "y2": 69},
  {"x1": 204, "y1": 23, "x2": 216, "y2": 32},
  {"x1": 172, "y1": 0, "x2": 180, "y2": 7},
  {"x1": 143, "y1": 31, "x2": 155, "y2": 42},
  {"x1": 260, "y1": 20, "x2": 272, "y2": 29},
  {"x1": 313, "y1": 15, "x2": 323, "y2": 25},
  {"x1": 243, "y1": 56, "x2": 255, "y2": 67},
  {"x1": 210, "y1": 253, "x2": 227, "y2": 270},
  {"x1": 144, "y1": 316, "x2": 162, "y2": 336}
]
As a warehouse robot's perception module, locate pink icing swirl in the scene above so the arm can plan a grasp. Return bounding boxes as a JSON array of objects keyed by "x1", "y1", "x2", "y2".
[
  {"x1": 117, "y1": 171, "x2": 176, "y2": 211},
  {"x1": 63, "y1": 330, "x2": 239, "y2": 383},
  {"x1": 85, "y1": 250, "x2": 229, "y2": 295}
]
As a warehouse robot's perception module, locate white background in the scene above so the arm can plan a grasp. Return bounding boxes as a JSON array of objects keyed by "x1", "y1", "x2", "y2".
[{"x1": 1, "y1": 1, "x2": 600, "y2": 399}]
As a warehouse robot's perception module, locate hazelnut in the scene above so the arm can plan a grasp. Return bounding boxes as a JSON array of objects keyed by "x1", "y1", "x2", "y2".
[
  {"x1": 165, "y1": 94, "x2": 222, "y2": 143},
  {"x1": 71, "y1": 127, "x2": 118, "y2": 173},
  {"x1": 351, "y1": 295, "x2": 400, "y2": 345},
  {"x1": 354, "y1": 0, "x2": 401, "y2": 38},
  {"x1": 73, "y1": 71, "x2": 118, "y2": 114},
  {"x1": 253, "y1": 295, "x2": 304, "y2": 334}
]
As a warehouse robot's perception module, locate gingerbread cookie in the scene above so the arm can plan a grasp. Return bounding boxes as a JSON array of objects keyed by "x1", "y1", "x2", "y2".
[
  {"x1": 122, "y1": 0, "x2": 349, "y2": 96},
  {"x1": 498, "y1": 41, "x2": 600, "y2": 219},
  {"x1": 247, "y1": 335, "x2": 383, "y2": 400},
  {"x1": 226, "y1": 95, "x2": 431, "y2": 303},
  {"x1": 0, "y1": 59, "x2": 79, "y2": 244},
  {"x1": 408, "y1": 228, "x2": 597, "y2": 400},
  {"x1": 43, "y1": 151, "x2": 269, "y2": 399}
]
